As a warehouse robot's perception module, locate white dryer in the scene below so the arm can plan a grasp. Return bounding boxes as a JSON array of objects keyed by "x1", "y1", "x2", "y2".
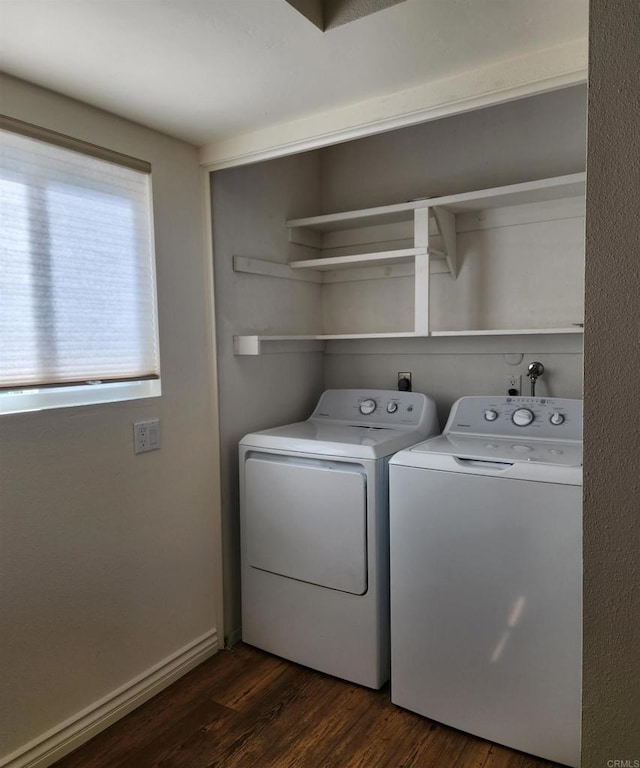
[
  {"x1": 389, "y1": 395, "x2": 582, "y2": 767},
  {"x1": 239, "y1": 389, "x2": 439, "y2": 689}
]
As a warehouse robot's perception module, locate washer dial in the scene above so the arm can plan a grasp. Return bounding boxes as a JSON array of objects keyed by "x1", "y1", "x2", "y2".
[
  {"x1": 484, "y1": 409, "x2": 498, "y2": 421},
  {"x1": 359, "y1": 399, "x2": 377, "y2": 415},
  {"x1": 550, "y1": 412, "x2": 565, "y2": 425},
  {"x1": 512, "y1": 408, "x2": 534, "y2": 427},
  {"x1": 386, "y1": 401, "x2": 398, "y2": 414}
]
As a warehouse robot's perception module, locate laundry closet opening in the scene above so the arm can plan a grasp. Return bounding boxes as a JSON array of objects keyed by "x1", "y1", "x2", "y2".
[{"x1": 209, "y1": 84, "x2": 587, "y2": 643}]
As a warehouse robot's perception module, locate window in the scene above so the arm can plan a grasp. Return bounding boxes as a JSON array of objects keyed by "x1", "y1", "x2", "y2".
[{"x1": 0, "y1": 118, "x2": 160, "y2": 414}]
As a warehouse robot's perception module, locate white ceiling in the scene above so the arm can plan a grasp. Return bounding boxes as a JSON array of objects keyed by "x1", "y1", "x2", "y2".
[{"x1": 0, "y1": 0, "x2": 588, "y2": 149}]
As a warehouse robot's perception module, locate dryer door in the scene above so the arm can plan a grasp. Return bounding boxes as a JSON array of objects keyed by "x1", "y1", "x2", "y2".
[{"x1": 245, "y1": 456, "x2": 368, "y2": 595}]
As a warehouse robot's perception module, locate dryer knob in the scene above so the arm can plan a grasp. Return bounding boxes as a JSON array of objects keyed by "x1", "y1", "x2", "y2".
[
  {"x1": 359, "y1": 399, "x2": 377, "y2": 415},
  {"x1": 512, "y1": 408, "x2": 534, "y2": 427}
]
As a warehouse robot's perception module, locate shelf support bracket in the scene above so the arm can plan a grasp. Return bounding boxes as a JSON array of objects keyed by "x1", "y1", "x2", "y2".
[
  {"x1": 233, "y1": 255, "x2": 322, "y2": 284},
  {"x1": 234, "y1": 335, "x2": 262, "y2": 355},
  {"x1": 432, "y1": 206, "x2": 458, "y2": 278}
]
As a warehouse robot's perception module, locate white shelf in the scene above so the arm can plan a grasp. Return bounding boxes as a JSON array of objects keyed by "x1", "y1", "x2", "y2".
[
  {"x1": 430, "y1": 327, "x2": 584, "y2": 337},
  {"x1": 289, "y1": 247, "x2": 430, "y2": 271},
  {"x1": 286, "y1": 173, "x2": 585, "y2": 231},
  {"x1": 287, "y1": 202, "x2": 423, "y2": 233},
  {"x1": 235, "y1": 173, "x2": 587, "y2": 353},
  {"x1": 234, "y1": 332, "x2": 420, "y2": 355},
  {"x1": 309, "y1": 332, "x2": 421, "y2": 340},
  {"x1": 234, "y1": 328, "x2": 583, "y2": 355},
  {"x1": 285, "y1": 174, "x2": 585, "y2": 288},
  {"x1": 427, "y1": 173, "x2": 585, "y2": 213}
]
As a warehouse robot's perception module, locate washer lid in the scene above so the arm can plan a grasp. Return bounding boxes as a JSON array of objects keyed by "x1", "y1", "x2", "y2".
[
  {"x1": 240, "y1": 419, "x2": 434, "y2": 460},
  {"x1": 408, "y1": 433, "x2": 583, "y2": 468}
]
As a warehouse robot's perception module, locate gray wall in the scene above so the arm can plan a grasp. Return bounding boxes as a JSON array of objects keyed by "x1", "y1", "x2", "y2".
[
  {"x1": 324, "y1": 336, "x2": 583, "y2": 428},
  {"x1": 582, "y1": 0, "x2": 640, "y2": 762},
  {"x1": 211, "y1": 154, "x2": 325, "y2": 640},
  {"x1": 0, "y1": 75, "x2": 220, "y2": 762},
  {"x1": 320, "y1": 86, "x2": 587, "y2": 212}
]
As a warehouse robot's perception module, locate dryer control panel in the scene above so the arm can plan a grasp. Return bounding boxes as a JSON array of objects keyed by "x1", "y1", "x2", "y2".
[
  {"x1": 311, "y1": 389, "x2": 437, "y2": 431},
  {"x1": 445, "y1": 396, "x2": 582, "y2": 441}
]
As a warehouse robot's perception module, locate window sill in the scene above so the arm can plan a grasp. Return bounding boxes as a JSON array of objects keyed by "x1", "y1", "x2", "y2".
[{"x1": 0, "y1": 379, "x2": 161, "y2": 415}]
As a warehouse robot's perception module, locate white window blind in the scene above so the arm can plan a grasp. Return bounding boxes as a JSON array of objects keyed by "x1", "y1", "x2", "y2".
[{"x1": 0, "y1": 124, "x2": 160, "y2": 397}]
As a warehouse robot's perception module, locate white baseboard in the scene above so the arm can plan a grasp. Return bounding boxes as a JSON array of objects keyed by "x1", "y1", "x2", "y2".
[{"x1": 1, "y1": 629, "x2": 219, "y2": 768}]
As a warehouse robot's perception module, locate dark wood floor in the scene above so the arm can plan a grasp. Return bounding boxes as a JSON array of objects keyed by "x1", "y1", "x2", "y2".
[{"x1": 54, "y1": 642, "x2": 561, "y2": 768}]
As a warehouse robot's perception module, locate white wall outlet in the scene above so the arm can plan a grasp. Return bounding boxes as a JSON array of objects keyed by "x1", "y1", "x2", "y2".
[
  {"x1": 506, "y1": 374, "x2": 521, "y2": 396},
  {"x1": 134, "y1": 419, "x2": 161, "y2": 454}
]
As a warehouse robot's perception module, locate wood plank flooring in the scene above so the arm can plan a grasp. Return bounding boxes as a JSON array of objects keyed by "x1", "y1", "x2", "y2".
[{"x1": 53, "y1": 643, "x2": 561, "y2": 768}]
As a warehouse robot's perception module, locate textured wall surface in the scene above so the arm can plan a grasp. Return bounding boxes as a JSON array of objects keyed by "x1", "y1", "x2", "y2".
[
  {"x1": 0, "y1": 75, "x2": 220, "y2": 761},
  {"x1": 582, "y1": 0, "x2": 640, "y2": 763}
]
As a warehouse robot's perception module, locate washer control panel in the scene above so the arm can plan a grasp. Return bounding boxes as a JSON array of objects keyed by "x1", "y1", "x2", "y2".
[
  {"x1": 311, "y1": 389, "x2": 437, "y2": 429},
  {"x1": 449, "y1": 396, "x2": 582, "y2": 440}
]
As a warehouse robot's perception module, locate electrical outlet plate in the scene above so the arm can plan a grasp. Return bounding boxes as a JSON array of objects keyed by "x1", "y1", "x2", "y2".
[
  {"x1": 134, "y1": 419, "x2": 161, "y2": 454},
  {"x1": 505, "y1": 374, "x2": 521, "y2": 396}
]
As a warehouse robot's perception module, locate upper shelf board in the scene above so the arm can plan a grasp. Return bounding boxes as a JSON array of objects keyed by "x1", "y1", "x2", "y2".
[{"x1": 286, "y1": 173, "x2": 586, "y2": 233}]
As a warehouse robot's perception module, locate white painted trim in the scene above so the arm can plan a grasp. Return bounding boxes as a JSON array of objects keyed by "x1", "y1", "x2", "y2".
[
  {"x1": 200, "y1": 168, "x2": 225, "y2": 645},
  {"x1": 1, "y1": 629, "x2": 219, "y2": 768},
  {"x1": 199, "y1": 40, "x2": 587, "y2": 170}
]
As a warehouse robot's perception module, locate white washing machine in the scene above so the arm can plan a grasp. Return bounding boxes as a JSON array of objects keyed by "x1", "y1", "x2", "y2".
[
  {"x1": 239, "y1": 389, "x2": 439, "y2": 689},
  {"x1": 389, "y1": 395, "x2": 582, "y2": 767}
]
